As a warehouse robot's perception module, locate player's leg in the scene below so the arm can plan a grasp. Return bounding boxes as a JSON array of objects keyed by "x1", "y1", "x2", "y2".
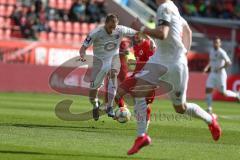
[
  {"x1": 205, "y1": 88, "x2": 214, "y2": 113},
  {"x1": 106, "y1": 55, "x2": 121, "y2": 117},
  {"x1": 145, "y1": 90, "x2": 155, "y2": 130},
  {"x1": 169, "y1": 63, "x2": 221, "y2": 141},
  {"x1": 218, "y1": 72, "x2": 240, "y2": 100},
  {"x1": 89, "y1": 57, "x2": 107, "y2": 121},
  {"x1": 128, "y1": 97, "x2": 152, "y2": 155},
  {"x1": 126, "y1": 75, "x2": 157, "y2": 155},
  {"x1": 205, "y1": 73, "x2": 216, "y2": 113},
  {"x1": 106, "y1": 69, "x2": 118, "y2": 117}
]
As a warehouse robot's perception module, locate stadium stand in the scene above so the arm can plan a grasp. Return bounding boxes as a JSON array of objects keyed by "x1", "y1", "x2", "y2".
[
  {"x1": 143, "y1": 0, "x2": 240, "y2": 20},
  {"x1": 0, "y1": 0, "x2": 106, "y2": 41}
]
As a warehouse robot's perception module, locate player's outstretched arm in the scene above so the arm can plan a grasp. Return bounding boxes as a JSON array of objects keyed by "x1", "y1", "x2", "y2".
[
  {"x1": 79, "y1": 45, "x2": 88, "y2": 62},
  {"x1": 182, "y1": 18, "x2": 192, "y2": 52},
  {"x1": 203, "y1": 63, "x2": 211, "y2": 73},
  {"x1": 131, "y1": 18, "x2": 170, "y2": 40}
]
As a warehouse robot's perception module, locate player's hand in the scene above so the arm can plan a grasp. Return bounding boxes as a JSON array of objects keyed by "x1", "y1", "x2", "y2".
[
  {"x1": 203, "y1": 68, "x2": 208, "y2": 73},
  {"x1": 77, "y1": 55, "x2": 86, "y2": 62},
  {"x1": 131, "y1": 18, "x2": 142, "y2": 31}
]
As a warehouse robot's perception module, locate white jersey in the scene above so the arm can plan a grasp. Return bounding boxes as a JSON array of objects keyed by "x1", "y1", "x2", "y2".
[
  {"x1": 149, "y1": 0, "x2": 187, "y2": 65},
  {"x1": 209, "y1": 47, "x2": 231, "y2": 72},
  {"x1": 83, "y1": 25, "x2": 136, "y2": 58}
]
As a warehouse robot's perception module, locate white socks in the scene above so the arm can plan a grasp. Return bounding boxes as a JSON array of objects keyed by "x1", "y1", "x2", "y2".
[
  {"x1": 185, "y1": 103, "x2": 212, "y2": 124},
  {"x1": 107, "y1": 79, "x2": 117, "y2": 107},
  {"x1": 206, "y1": 93, "x2": 212, "y2": 110},
  {"x1": 134, "y1": 98, "x2": 148, "y2": 136}
]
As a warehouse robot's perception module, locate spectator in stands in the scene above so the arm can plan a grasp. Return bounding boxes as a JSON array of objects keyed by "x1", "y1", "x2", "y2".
[
  {"x1": 195, "y1": 0, "x2": 207, "y2": 17},
  {"x1": 35, "y1": 3, "x2": 51, "y2": 32},
  {"x1": 19, "y1": 5, "x2": 38, "y2": 40},
  {"x1": 11, "y1": 5, "x2": 23, "y2": 26},
  {"x1": 85, "y1": 0, "x2": 101, "y2": 23},
  {"x1": 95, "y1": 0, "x2": 107, "y2": 20},
  {"x1": 143, "y1": 0, "x2": 239, "y2": 20},
  {"x1": 234, "y1": 0, "x2": 240, "y2": 19},
  {"x1": 183, "y1": 0, "x2": 198, "y2": 16},
  {"x1": 68, "y1": 0, "x2": 86, "y2": 22}
]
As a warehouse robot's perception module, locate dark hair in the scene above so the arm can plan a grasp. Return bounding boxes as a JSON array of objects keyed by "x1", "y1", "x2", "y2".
[{"x1": 105, "y1": 14, "x2": 119, "y2": 23}]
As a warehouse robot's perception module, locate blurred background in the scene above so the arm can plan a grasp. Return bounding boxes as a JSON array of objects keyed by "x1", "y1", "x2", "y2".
[{"x1": 0, "y1": 0, "x2": 239, "y2": 101}]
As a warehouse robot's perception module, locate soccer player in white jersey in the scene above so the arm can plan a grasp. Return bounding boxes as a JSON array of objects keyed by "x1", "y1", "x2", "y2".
[
  {"x1": 116, "y1": 0, "x2": 221, "y2": 155},
  {"x1": 79, "y1": 14, "x2": 137, "y2": 120},
  {"x1": 204, "y1": 37, "x2": 240, "y2": 113}
]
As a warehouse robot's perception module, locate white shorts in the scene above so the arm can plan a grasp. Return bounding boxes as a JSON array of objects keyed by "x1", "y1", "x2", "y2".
[
  {"x1": 139, "y1": 62, "x2": 189, "y2": 105},
  {"x1": 90, "y1": 55, "x2": 120, "y2": 89},
  {"x1": 206, "y1": 71, "x2": 227, "y2": 91}
]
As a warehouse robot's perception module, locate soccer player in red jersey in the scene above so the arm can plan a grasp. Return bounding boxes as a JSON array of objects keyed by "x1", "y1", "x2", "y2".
[{"x1": 117, "y1": 33, "x2": 156, "y2": 126}]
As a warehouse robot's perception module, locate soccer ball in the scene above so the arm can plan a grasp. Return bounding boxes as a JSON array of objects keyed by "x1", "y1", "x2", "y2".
[{"x1": 115, "y1": 107, "x2": 131, "y2": 123}]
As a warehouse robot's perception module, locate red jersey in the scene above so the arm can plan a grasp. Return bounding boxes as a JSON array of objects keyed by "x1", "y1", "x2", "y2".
[{"x1": 133, "y1": 39, "x2": 154, "y2": 73}]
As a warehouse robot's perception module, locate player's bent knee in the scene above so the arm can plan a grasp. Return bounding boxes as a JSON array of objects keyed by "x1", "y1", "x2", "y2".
[
  {"x1": 109, "y1": 69, "x2": 118, "y2": 79},
  {"x1": 206, "y1": 88, "x2": 213, "y2": 93}
]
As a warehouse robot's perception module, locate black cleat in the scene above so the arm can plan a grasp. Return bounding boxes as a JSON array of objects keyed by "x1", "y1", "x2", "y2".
[
  {"x1": 92, "y1": 107, "x2": 99, "y2": 121},
  {"x1": 106, "y1": 107, "x2": 115, "y2": 118}
]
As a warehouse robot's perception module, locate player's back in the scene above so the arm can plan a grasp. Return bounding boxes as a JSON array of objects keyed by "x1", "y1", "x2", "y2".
[{"x1": 152, "y1": 1, "x2": 187, "y2": 65}]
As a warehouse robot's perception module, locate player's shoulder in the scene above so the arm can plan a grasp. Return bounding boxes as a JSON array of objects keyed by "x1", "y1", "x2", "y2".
[
  {"x1": 219, "y1": 48, "x2": 227, "y2": 54},
  {"x1": 116, "y1": 25, "x2": 129, "y2": 31},
  {"x1": 89, "y1": 25, "x2": 103, "y2": 36},
  {"x1": 158, "y1": 1, "x2": 172, "y2": 11}
]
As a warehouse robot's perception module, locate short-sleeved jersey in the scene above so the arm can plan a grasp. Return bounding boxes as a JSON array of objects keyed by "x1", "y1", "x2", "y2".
[
  {"x1": 83, "y1": 25, "x2": 136, "y2": 58},
  {"x1": 209, "y1": 48, "x2": 231, "y2": 72},
  {"x1": 149, "y1": 1, "x2": 187, "y2": 65},
  {"x1": 133, "y1": 39, "x2": 154, "y2": 72}
]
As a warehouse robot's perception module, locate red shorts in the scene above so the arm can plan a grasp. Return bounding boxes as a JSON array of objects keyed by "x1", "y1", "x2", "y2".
[{"x1": 119, "y1": 76, "x2": 155, "y2": 104}]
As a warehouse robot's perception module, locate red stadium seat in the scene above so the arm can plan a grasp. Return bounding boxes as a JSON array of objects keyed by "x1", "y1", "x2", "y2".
[
  {"x1": 64, "y1": 33, "x2": 72, "y2": 42},
  {"x1": 56, "y1": 21, "x2": 64, "y2": 32},
  {"x1": 81, "y1": 34, "x2": 87, "y2": 42},
  {"x1": 8, "y1": 0, "x2": 16, "y2": 5},
  {"x1": 48, "y1": 32, "x2": 55, "y2": 42},
  {"x1": 64, "y1": 21, "x2": 72, "y2": 33},
  {"x1": 49, "y1": 0, "x2": 57, "y2": 8},
  {"x1": 6, "y1": 5, "x2": 14, "y2": 17},
  {"x1": 73, "y1": 22, "x2": 81, "y2": 34},
  {"x1": 89, "y1": 23, "x2": 97, "y2": 31},
  {"x1": 56, "y1": 33, "x2": 64, "y2": 42},
  {"x1": 48, "y1": 20, "x2": 56, "y2": 32},
  {"x1": 57, "y1": 0, "x2": 65, "y2": 10},
  {"x1": 4, "y1": 29, "x2": 11, "y2": 39},
  {"x1": 5, "y1": 18, "x2": 11, "y2": 28},
  {"x1": 39, "y1": 31, "x2": 48, "y2": 41},
  {"x1": 0, "y1": 17, "x2": 4, "y2": 28},
  {"x1": 0, "y1": 5, "x2": 5, "y2": 16},
  {"x1": 0, "y1": 0, "x2": 6, "y2": 5},
  {"x1": 72, "y1": 34, "x2": 80, "y2": 42},
  {"x1": 0, "y1": 28, "x2": 3, "y2": 39},
  {"x1": 80, "y1": 23, "x2": 89, "y2": 34},
  {"x1": 65, "y1": 0, "x2": 72, "y2": 10}
]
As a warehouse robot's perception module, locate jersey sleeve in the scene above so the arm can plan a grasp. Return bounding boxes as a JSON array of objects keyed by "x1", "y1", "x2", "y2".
[
  {"x1": 118, "y1": 25, "x2": 137, "y2": 37},
  {"x1": 220, "y1": 50, "x2": 231, "y2": 63},
  {"x1": 156, "y1": 5, "x2": 171, "y2": 26},
  {"x1": 83, "y1": 29, "x2": 97, "y2": 47},
  {"x1": 180, "y1": 17, "x2": 188, "y2": 26}
]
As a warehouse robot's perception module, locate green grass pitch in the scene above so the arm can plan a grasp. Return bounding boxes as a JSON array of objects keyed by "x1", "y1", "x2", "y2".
[{"x1": 0, "y1": 92, "x2": 239, "y2": 160}]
